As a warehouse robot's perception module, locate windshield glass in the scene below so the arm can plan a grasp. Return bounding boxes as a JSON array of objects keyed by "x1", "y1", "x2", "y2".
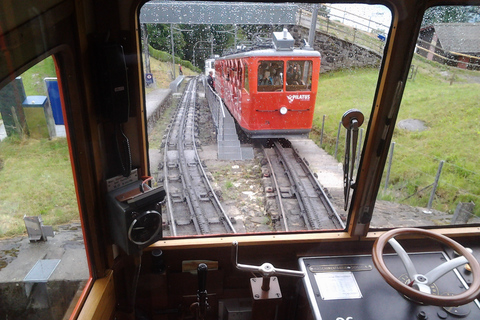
[
  {"x1": 370, "y1": 5, "x2": 480, "y2": 228},
  {"x1": 258, "y1": 60, "x2": 284, "y2": 91},
  {"x1": 0, "y1": 56, "x2": 89, "y2": 319},
  {"x1": 141, "y1": 1, "x2": 393, "y2": 237}
]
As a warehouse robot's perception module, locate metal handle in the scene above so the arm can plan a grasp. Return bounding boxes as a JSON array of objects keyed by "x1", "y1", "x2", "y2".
[
  {"x1": 341, "y1": 109, "x2": 364, "y2": 211},
  {"x1": 197, "y1": 263, "x2": 208, "y2": 293},
  {"x1": 232, "y1": 241, "x2": 304, "y2": 278}
]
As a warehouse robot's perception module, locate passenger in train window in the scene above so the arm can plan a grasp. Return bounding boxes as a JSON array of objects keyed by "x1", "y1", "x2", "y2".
[
  {"x1": 287, "y1": 64, "x2": 300, "y2": 85},
  {"x1": 259, "y1": 71, "x2": 273, "y2": 85},
  {"x1": 273, "y1": 70, "x2": 283, "y2": 86}
]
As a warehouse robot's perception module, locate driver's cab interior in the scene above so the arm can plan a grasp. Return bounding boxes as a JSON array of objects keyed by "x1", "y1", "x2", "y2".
[{"x1": 1, "y1": 0, "x2": 480, "y2": 320}]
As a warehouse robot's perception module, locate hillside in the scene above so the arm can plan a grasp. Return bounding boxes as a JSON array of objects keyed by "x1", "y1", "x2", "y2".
[
  {"x1": 312, "y1": 54, "x2": 480, "y2": 216},
  {"x1": 145, "y1": 52, "x2": 200, "y2": 92}
]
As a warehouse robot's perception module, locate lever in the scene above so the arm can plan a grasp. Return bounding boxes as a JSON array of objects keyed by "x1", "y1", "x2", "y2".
[
  {"x1": 198, "y1": 263, "x2": 207, "y2": 292},
  {"x1": 232, "y1": 242, "x2": 303, "y2": 320},
  {"x1": 190, "y1": 263, "x2": 209, "y2": 320},
  {"x1": 341, "y1": 109, "x2": 364, "y2": 211},
  {"x1": 232, "y1": 241, "x2": 304, "y2": 283},
  {"x1": 197, "y1": 263, "x2": 208, "y2": 307}
]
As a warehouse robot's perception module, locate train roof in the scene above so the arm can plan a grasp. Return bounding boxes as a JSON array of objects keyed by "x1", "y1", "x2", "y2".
[{"x1": 216, "y1": 48, "x2": 321, "y2": 60}]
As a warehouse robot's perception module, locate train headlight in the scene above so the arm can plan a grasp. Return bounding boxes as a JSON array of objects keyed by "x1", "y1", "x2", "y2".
[{"x1": 280, "y1": 106, "x2": 288, "y2": 115}]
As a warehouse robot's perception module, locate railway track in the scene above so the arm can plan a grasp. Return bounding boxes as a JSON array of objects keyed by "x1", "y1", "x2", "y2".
[
  {"x1": 262, "y1": 140, "x2": 344, "y2": 231},
  {"x1": 158, "y1": 78, "x2": 343, "y2": 236},
  {"x1": 161, "y1": 77, "x2": 236, "y2": 236}
]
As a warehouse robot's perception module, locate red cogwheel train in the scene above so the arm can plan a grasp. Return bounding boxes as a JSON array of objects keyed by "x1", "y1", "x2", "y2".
[{"x1": 214, "y1": 29, "x2": 321, "y2": 138}]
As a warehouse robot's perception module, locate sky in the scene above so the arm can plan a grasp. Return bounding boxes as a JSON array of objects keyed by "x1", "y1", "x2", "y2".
[{"x1": 328, "y1": 4, "x2": 392, "y2": 34}]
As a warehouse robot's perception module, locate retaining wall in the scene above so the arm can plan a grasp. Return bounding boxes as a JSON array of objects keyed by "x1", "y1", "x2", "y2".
[{"x1": 290, "y1": 26, "x2": 382, "y2": 73}]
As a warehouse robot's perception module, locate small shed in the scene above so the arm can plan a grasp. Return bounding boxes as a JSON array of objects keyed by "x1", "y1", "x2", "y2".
[{"x1": 417, "y1": 23, "x2": 480, "y2": 70}]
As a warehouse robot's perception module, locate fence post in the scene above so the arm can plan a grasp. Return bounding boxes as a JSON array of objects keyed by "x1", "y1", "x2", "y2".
[
  {"x1": 424, "y1": 160, "x2": 445, "y2": 213},
  {"x1": 384, "y1": 142, "x2": 395, "y2": 192},
  {"x1": 320, "y1": 115, "x2": 326, "y2": 147},
  {"x1": 334, "y1": 120, "x2": 342, "y2": 159}
]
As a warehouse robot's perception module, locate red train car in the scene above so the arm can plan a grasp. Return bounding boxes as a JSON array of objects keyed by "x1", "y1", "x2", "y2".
[{"x1": 214, "y1": 29, "x2": 321, "y2": 138}]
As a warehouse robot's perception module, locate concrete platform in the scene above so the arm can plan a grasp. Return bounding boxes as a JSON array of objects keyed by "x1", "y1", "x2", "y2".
[
  {"x1": 0, "y1": 223, "x2": 89, "y2": 319},
  {"x1": 146, "y1": 88, "x2": 172, "y2": 131},
  {"x1": 289, "y1": 137, "x2": 344, "y2": 212}
]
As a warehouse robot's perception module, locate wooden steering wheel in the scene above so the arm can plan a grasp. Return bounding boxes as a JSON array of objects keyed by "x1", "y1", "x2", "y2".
[{"x1": 372, "y1": 228, "x2": 480, "y2": 307}]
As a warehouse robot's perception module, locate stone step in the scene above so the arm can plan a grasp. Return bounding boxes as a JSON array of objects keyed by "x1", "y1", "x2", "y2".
[
  {"x1": 218, "y1": 140, "x2": 240, "y2": 148},
  {"x1": 241, "y1": 147, "x2": 254, "y2": 160}
]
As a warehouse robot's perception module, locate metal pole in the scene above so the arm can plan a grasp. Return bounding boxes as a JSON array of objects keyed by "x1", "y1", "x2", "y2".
[
  {"x1": 320, "y1": 115, "x2": 325, "y2": 147},
  {"x1": 334, "y1": 120, "x2": 341, "y2": 159},
  {"x1": 234, "y1": 24, "x2": 237, "y2": 49},
  {"x1": 425, "y1": 160, "x2": 445, "y2": 213},
  {"x1": 142, "y1": 24, "x2": 151, "y2": 74},
  {"x1": 355, "y1": 128, "x2": 363, "y2": 172},
  {"x1": 170, "y1": 24, "x2": 176, "y2": 79},
  {"x1": 384, "y1": 142, "x2": 395, "y2": 192},
  {"x1": 210, "y1": 34, "x2": 214, "y2": 57},
  {"x1": 308, "y1": 5, "x2": 319, "y2": 46}
]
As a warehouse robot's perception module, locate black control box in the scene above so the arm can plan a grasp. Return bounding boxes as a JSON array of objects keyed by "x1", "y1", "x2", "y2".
[{"x1": 106, "y1": 181, "x2": 166, "y2": 255}]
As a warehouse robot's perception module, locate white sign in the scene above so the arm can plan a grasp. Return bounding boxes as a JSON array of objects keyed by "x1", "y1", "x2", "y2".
[
  {"x1": 286, "y1": 94, "x2": 310, "y2": 103},
  {"x1": 314, "y1": 271, "x2": 362, "y2": 300}
]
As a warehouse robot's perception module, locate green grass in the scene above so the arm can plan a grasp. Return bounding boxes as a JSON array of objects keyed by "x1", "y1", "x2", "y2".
[
  {"x1": 20, "y1": 56, "x2": 57, "y2": 95},
  {"x1": 0, "y1": 56, "x2": 74, "y2": 238},
  {"x1": 0, "y1": 137, "x2": 78, "y2": 238},
  {"x1": 312, "y1": 55, "x2": 480, "y2": 215}
]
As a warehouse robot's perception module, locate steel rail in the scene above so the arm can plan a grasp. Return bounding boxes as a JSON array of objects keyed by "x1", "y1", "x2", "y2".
[
  {"x1": 162, "y1": 96, "x2": 184, "y2": 237},
  {"x1": 273, "y1": 140, "x2": 321, "y2": 230},
  {"x1": 177, "y1": 78, "x2": 211, "y2": 234},
  {"x1": 262, "y1": 144, "x2": 289, "y2": 232},
  {"x1": 293, "y1": 148, "x2": 346, "y2": 230},
  {"x1": 191, "y1": 87, "x2": 237, "y2": 234},
  {"x1": 163, "y1": 77, "x2": 235, "y2": 236}
]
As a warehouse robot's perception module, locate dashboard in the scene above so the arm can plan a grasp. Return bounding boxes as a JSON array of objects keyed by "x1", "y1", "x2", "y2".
[{"x1": 299, "y1": 251, "x2": 480, "y2": 320}]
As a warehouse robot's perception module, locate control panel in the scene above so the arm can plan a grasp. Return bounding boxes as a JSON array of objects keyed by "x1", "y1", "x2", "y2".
[{"x1": 299, "y1": 252, "x2": 480, "y2": 320}]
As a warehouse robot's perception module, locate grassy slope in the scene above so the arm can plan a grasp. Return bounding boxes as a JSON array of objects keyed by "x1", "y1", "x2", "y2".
[
  {"x1": 312, "y1": 55, "x2": 480, "y2": 214},
  {"x1": 146, "y1": 54, "x2": 199, "y2": 91},
  {"x1": 0, "y1": 138, "x2": 78, "y2": 236}
]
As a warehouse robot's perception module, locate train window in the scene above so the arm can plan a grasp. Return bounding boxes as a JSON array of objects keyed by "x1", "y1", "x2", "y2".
[
  {"x1": 370, "y1": 5, "x2": 480, "y2": 228},
  {"x1": 0, "y1": 56, "x2": 90, "y2": 318},
  {"x1": 258, "y1": 60, "x2": 284, "y2": 92},
  {"x1": 286, "y1": 60, "x2": 313, "y2": 91},
  {"x1": 244, "y1": 65, "x2": 250, "y2": 92},
  {"x1": 141, "y1": 1, "x2": 392, "y2": 237}
]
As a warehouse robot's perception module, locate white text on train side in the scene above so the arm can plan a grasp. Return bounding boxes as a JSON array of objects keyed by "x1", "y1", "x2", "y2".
[{"x1": 286, "y1": 94, "x2": 310, "y2": 103}]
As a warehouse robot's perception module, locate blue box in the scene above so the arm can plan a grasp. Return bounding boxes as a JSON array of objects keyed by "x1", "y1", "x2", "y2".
[{"x1": 22, "y1": 96, "x2": 56, "y2": 139}]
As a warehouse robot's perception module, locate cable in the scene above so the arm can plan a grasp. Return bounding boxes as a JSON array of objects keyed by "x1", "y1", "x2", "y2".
[
  {"x1": 115, "y1": 123, "x2": 132, "y2": 177},
  {"x1": 131, "y1": 250, "x2": 143, "y2": 313}
]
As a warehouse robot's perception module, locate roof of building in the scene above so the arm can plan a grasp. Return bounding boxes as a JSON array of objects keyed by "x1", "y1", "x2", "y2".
[{"x1": 426, "y1": 23, "x2": 480, "y2": 54}]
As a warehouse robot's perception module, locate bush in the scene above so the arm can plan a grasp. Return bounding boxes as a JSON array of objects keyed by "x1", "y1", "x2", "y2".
[{"x1": 148, "y1": 46, "x2": 201, "y2": 73}]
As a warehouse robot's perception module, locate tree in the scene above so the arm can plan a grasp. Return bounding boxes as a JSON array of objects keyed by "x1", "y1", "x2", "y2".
[
  {"x1": 422, "y1": 6, "x2": 480, "y2": 26},
  {"x1": 146, "y1": 24, "x2": 186, "y2": 59}
]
